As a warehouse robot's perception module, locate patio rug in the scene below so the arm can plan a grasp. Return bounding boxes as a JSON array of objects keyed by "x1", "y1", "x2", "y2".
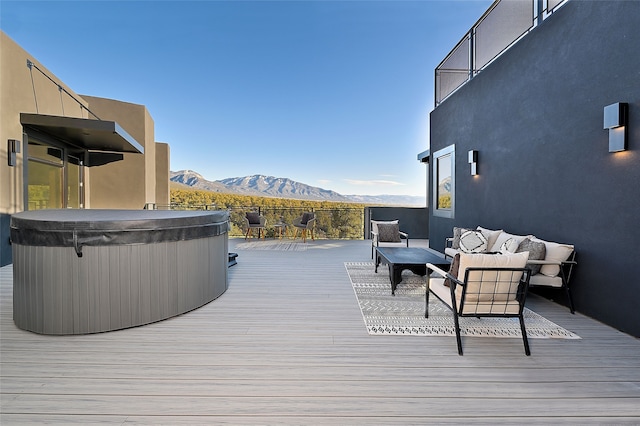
[
  {"x1": 345, "y1": 262, "x2": 580, "y2": 339},
  {"x1": 235, "y1": 240, "x2": 308, "y2": 251}
]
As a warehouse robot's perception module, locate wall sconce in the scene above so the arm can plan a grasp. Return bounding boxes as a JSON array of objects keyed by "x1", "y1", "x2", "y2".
[
  {"x1": 8, "y1": 139, "x2": 20, "y2": 167},
  {"x1": 603, "y1": 102, "x2": 628, "y2": 152},
  {"x1": 468, "y1": 150, "x2": 478, "y2": 175}
]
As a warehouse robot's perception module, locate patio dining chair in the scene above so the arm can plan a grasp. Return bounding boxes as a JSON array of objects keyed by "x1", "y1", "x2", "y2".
[
  {"x1": 292, "y1": 212, "x2": 316, "y2": 242},
  {"x1": 426, "y1": 252, "x2": 532, "y2": 355},
  {"x1": 243, "y1": 211, "x2": 266, "y2": 240}
]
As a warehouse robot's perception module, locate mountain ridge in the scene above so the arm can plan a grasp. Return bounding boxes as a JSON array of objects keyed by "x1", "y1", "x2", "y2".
[{"x1": 170, "y1": 170, "x2": 425, "y2": 206}]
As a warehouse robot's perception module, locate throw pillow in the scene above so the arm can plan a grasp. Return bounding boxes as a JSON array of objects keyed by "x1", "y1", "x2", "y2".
[
  {"x1": 490, "y1": 231, "x2": 528, "y2": 253},
  {"x1": 246, "y1": 212, "x2": 261, "y2": 225},
  {"x1": 531, "y1": 238, "x2": 574, "y2": 277},
  {"x1": 444, "y1": 253, "x2": 460, "y2": 287},
  {"x1": 452, "y1": 227, "x2": 470, "y2": 249},
  {"x1": 516, "y1": 238, "x2": 546, "y2": 275},
  {"x1": 459, "y1": 230, "x2": 488, "y2": 253},
  {"x1": 499, "y1": 238, "x2": 519, "y2": 254},
  {"x1": 477, "y1": 227, "x2": 503, "y2": 250},
  {"x1": 371, "y1": 220, "x2": 398, "y2": 235},
  {"x1": 300, "y1": 212, "x2": 313, "y2": 225},
  {"x1": 377, "y1": 223, "x2": 401, "y2": 242}
]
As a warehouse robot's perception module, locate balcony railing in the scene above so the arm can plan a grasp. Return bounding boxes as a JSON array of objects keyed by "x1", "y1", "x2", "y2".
[{"x1": 435, "y1": 0, "x2": 568, "y2": 106}]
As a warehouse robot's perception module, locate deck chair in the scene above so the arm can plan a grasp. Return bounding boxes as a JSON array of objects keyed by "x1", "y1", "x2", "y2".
[
  {"x1": 426, "y1": 252, "x2": 532, "y2": 355},
  {"x1": 370, "y1": 219, "x2": 409, "y2": 258},
  {"x1": 243, "y1": 211, "x2": 266, "y2": 240},
  {"x1": 292, "y1": 212, "x2": 316, "y2": 242}
]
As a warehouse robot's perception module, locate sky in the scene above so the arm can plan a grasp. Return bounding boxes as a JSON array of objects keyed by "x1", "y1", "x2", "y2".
[{"x1": 1, "y1": 0, "x2": 492, "y2": 200}]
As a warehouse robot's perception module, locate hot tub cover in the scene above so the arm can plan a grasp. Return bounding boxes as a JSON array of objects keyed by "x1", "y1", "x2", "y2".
[{"x1": 11, "y1": 209, "x2": 229, "y2": 256}]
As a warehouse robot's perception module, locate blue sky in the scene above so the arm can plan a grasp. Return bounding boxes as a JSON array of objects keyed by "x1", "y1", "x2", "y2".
[{"x1": 1, "y1": 0, "x2": 492, "y2": 200}]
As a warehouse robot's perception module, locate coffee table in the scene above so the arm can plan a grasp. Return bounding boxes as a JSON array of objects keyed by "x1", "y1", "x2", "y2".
[{"x1": 375, "y1": 247, "x2": 451, "y2": 295}]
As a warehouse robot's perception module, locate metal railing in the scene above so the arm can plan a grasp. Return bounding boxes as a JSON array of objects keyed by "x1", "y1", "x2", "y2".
[{"x1": 435, "y1": 0, "x2": 568, "y2": 106}]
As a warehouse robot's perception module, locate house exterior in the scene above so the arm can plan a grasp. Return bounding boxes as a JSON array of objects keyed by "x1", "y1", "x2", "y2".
[
  {"x1": 1, "y1": 31, "x2": 170, "y2": 266},
  {"x1": 423, "y1": 0, "x2": 639, "y2": 337}
]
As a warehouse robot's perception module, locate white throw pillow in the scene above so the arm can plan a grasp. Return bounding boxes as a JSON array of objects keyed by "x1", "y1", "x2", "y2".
[
  {"x1": 476, "y1": 227, "x2": 503, "y2": 250},
  {"x1": 531, "y1": 238, "x2": 574, "y2": 277},
  {"x1": 459, "y1": 230, "x2": 488, "y2": 253},
  {"x1": 490, "y1": 231, "x2": 529, "y2": 253},
  {"x1": 499, "y1": 238, "x2": 520, "y2": 254}
]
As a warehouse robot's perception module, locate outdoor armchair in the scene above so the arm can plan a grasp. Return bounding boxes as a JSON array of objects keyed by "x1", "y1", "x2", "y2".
[
  {"x1": 426, "y1": 252, "x2": 532, "y2": 355},
  {"x1": 243, "y1": 211, "x2": 266, "y2": 240},
  {"x1": 292, "y1": 212, "x2": 316, "y2": 242},
  {"x1": 370, "y1": 219, "x2": 409, "y2": 258}
]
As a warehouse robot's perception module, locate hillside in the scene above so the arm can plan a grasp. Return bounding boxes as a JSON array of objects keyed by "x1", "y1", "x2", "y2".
[{"x1": 170, "y1": 170, "x2": 425, "y2": 206}]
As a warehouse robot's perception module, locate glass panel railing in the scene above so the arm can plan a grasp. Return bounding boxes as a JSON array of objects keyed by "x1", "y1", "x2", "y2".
[{"x1": 435, "y1": 34, "x2": 471, "y2": 104}]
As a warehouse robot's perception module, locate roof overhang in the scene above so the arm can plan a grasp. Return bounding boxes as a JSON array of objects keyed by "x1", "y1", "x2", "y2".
[
  {"x1": 20, "y1": 113, "x2": 144, "y2": 154},
  {"x1": 417, "y1": 149, "x2": 430, "y2": 163}
]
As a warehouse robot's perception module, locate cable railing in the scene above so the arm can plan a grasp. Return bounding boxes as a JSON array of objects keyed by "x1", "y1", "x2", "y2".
[
  {"x1": 435, "y1": 0, "x2": 568, "y2": 106},
  {"x1": 157, "y1": 204, "x2": 367, "y2": 239}
]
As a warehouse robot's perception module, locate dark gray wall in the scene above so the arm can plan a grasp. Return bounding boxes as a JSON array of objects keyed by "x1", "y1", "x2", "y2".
[
  {"x1": 366, "y1": 207, "x2": 429, "y2": 239},
  {"x1": 428, "y1": 1, "x2": 640, "y2": 337},
  {"x1": 1, "y1": 214, "x2": 11, "y2": 267}
]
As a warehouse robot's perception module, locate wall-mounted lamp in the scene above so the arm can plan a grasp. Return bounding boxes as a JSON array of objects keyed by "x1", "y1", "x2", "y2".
[
  {"x1": 8, "y1": 139, "x2": 20, "y2": 167},
  {"x1": 468, "y1": 150, "x2": 478, "y2": 175},
  {"x1": 604, "y1": 102, "x2": 628, "y2": 152}
]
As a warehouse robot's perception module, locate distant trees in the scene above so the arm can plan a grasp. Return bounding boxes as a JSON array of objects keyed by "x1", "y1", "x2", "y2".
[{"x1": 170, "y1": 189, "x2": 366, "y2": 239}]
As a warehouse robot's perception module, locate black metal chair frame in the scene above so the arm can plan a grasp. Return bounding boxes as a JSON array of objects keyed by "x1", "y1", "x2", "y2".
[{"x1": 426, "y1": 264, "x2": 532, "y2": 356}]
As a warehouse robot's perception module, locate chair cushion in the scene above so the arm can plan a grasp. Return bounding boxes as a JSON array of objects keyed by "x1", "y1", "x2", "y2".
[
  {"x1": 516, "y1": 238, "x2": 546, "y2": 275},
  {"x1": 377, "y1": 223, "x2": 401, "y2": 242},
  {"x1": 372, "y1": 220, "x2": 398, "y2": 234},
  {"x1": 529, "y1": 273, "x2": 563, "y2": 288},
  {"x1": 300, "y1": 212, "x2": 313, "y2": 225},
  {"x1": 531, "y1": 238, "x2": 574, "y2": 277},
  {"x1": 246, "y1": 212, "x2": 261, "y2": 225},
  {"x1": 459, "y1": 230, "x2": 488, "y2": 253},
  {"x1": 456, "y1": 252, "x2": 529, "y2": 304}
]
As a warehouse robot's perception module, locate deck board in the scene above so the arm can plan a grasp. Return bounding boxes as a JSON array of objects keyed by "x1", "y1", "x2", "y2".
[{"x1": 2, "y1": 238, "x2": 639, "y2": 424}]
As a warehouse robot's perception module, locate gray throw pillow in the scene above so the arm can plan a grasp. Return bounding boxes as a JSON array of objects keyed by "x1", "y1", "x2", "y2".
[
  {"x1": 516, "y1": 238, "x2": 547, "y2": 275},
  {"x1": 246, "y1": 212, "x2": 261, "y2": 225},
  {"x1": 377, "y1": 223, "x2": 401, "y2": 242},
  {"x1": 452, "y1": 227, "x2": 470, "y2": 249},
  {"x1": 444, "y1": 253, "x2": 460, "y2": 287}
]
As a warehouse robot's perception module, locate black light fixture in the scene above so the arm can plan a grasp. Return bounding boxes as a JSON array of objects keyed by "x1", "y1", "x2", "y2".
[
  {"x1": 603, "y1": 102, "x2": 628, "y2": 153},
  {"x1": 7, "y1": 139, "x2": 20, "y2": 167},
  {"x1": 468, "y1": 150, "x2": 478, "y2": 175}
]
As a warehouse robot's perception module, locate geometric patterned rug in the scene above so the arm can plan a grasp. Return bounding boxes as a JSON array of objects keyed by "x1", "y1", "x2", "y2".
[{"x1": 345, "y1": 262, "x2": 580, "y2": 339}]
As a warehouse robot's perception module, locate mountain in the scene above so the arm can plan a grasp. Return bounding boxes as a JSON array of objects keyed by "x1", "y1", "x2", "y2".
[{"x1": 170, "y1": 170, "x2": 425, "y2": 206}]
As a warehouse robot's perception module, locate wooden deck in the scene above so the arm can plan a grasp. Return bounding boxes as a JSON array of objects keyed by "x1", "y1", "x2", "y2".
[{"x1": 1, "y1": 238, "x2": 639, "y2": 424}]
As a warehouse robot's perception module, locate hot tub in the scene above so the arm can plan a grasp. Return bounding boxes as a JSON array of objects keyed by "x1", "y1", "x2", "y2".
[{"x1": 10, "y1": 209, "x2": 229, "y2": 335}]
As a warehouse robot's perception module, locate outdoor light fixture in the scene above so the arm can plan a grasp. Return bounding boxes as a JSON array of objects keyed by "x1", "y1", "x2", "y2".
[
  {"x1": 603, "y1": 102, "x2": 628, "y2": 152},
  {"x1": 468, "y1": 150, "x2": 478, "y2": 175},
  {"x1": 7, "y1": 139, "x2": 20, "y2": 167}
]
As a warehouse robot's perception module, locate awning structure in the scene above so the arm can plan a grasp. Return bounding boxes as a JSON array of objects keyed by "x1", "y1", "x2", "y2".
[
  {"x1": 20, "y1": 113, "x2": 144, "y2": 154},
  {"x1": 417, "y1": 149, "x2": 430, "y2": 163}
]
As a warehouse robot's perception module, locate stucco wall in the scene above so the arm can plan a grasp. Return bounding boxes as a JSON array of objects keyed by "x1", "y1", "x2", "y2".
[
  {"x1": 155, "y1": 143, "x2": 170, "y2": 207},
  {"x1": 80, "y1": 96, "x2": 156, "y2": 209},
  {"x1": 428, "y1": 1, "x2": 640, "y2": 336}
]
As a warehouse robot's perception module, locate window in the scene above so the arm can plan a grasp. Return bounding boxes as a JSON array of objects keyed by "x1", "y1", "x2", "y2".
[
  {"x1": 26, "y1": 136, "x2": 84, "y2": 210},
  {"x1": 432, "y1": 145, "x2": 455, "y2": 218}
]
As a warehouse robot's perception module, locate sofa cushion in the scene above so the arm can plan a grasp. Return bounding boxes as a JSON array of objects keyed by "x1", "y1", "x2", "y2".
[
  {"x1": 490, "y1": 231, "x2": 528, "y2": 253},
  {"x1": 445, "y1": 247, "x2": 460, "y2": 258},
  {"x1": 477, "y1": 227, "x2": 503, "y2": 250},
  {"x1": 459, "y1": 230, "x2": 488, "y2": 253},
  {"x1": 452, "y1": 227, "x2": 470, "y2": 249},
  {"x1": 516, "y1": 238, "x2": 546, "y2": 275},
  {"x1": 377, "y1": 222, "x2": 401, "y2": 242},
  {"x1": 529, "y1": 273, "x2": 563, "y2": 288},
  {"x1": 531, "y1": 238, "x2": 574, "y2": 277}
]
